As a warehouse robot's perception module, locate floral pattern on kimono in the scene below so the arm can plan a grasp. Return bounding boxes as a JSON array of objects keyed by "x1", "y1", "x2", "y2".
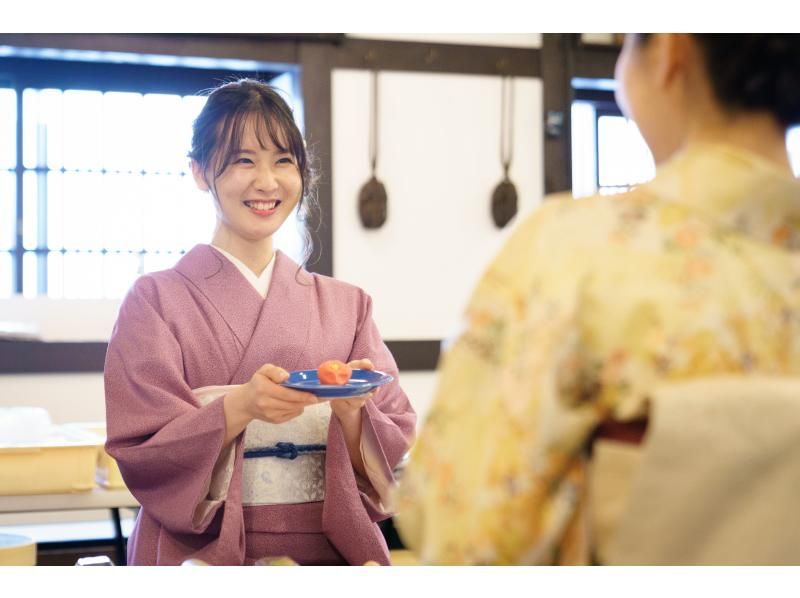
[{"x1": 394, "y1": 143, "x2": 800, "y2": 564}]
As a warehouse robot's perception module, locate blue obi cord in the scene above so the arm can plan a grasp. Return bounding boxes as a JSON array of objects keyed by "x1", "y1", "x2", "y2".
[{"x1": 243, "y1": 442, "x2": 327, "y2": 460}]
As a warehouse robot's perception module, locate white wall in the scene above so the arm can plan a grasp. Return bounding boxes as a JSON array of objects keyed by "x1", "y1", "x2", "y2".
[
  {"x1": 395, "y1": 370, "x2": 439, "y2": 427},
  {"x1": 332, "y1": 69, "x2": 544, "y2": 341},
  {"x1": 0, "y1": 373, "x2": 105, "y2": 424},
  {"x1": 0, "y1": 296, "x2": 121, "y2": 341}
]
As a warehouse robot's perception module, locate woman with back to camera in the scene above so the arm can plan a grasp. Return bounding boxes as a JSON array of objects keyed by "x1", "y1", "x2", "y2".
[
  {"x1": 395, "y1": 34, "x2": 800, "y2": 564},
  {"x1": 104, "y1": 79, "x2": 415, "y2": 565}
]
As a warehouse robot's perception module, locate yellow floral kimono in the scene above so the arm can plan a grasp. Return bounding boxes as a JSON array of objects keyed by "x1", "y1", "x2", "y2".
[{"x1": 393, "y1": 143, "x2": 800, "y2": 564}]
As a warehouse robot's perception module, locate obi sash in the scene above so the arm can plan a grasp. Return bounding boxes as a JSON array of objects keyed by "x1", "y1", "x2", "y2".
[{"x1": 192, "y1": 385, "x2": 331, "y2": 506}]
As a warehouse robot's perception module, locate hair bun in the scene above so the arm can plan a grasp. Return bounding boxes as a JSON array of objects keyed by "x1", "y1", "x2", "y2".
[{"x1": 694, "y1": 34, "x2": 800, "y2": 127}]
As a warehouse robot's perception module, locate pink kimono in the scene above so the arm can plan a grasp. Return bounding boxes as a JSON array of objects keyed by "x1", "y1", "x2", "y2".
[{"x1": 104, "y1": 245, "x2": 416, "y2": 565}]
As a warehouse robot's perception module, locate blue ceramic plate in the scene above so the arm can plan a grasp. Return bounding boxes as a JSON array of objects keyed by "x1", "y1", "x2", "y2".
[{"x1": 282, "y1": 369, "x2": 394, "y2": 399}]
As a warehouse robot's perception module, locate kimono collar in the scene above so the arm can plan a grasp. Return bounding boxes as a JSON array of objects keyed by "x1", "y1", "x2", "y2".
[
  {"x1": 211, "y1": 244, "x2": 275, "y2": 299},
  {"x1": 174, "y1": 245, "x2": 313, "y2": 350},
  {"x1": 642, "y1": 142, "x2": 800, "y2": 248}
]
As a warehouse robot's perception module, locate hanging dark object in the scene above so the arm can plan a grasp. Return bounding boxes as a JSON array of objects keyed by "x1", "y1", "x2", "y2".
[
  {"x1": 492, "y1": 179, "x2": 518, "y2": 228},
  {"x1": 491, "y1": 76, "x2": 518, "y2": 229},
  {"x1": 358, "y1": 176, "x2": 387, "y2": 228},
  {"x1": 358, "y1": 69, "x2": 387, "y2": 229}
]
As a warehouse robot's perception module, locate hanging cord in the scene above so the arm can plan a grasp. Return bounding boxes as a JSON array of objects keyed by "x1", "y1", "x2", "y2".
[
  {"x1": 500, "y1": 76, "x2": 514, "y2": 179},
  {"x1": 369, "y1": 68, "x2": 379, "y2": 176}
]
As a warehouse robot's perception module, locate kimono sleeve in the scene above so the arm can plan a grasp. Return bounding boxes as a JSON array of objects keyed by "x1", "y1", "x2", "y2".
[
  {"x1": 104, "y1": 277, "x2": 234, "y2": 536},
  {"x1": 349, "y1": 292, "x2": 417, "y2": 516}
]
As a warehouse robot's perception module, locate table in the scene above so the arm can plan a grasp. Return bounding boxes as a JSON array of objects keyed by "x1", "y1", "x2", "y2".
[{"x1": 0, "y1": 487, "x2": 139, "y2": 564}]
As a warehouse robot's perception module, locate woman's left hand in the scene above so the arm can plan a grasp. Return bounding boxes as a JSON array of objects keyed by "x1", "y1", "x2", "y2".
[{"x1": 329, "y1": 358, "x2": 376, "y2": 420}]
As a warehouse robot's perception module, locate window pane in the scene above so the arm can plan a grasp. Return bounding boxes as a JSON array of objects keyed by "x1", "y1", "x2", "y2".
[
  {"x1": 63, "y1": 251, "x2": 103, "y2": 298},
  {"x1": 13, "y1": 73, "x2": 299, "y2": 298},
  {"x1": 62, "y1": 172, "x2": 104, "y2": 250},
  {"x1": 598, "y1": 115, "x2": 655, "y2": 188},
  {"x1": 22, "y1": 250, "x2": 38, "y2": 298},
  {"x1": 141, "y1": 94, "x2": 187, "y2": 174},
  {"x1": 47, "y1": 251, "x2": 63, "y2": 298},
  {"x1": 22, "y1": 171, "x2": 41, "y2": 250},
  {"x1": 23, "y1": 89, "x2": 64, "y2": 170},
  {"x1": 143, "y1": 251, "x2": 181, "y2": 273},
  {"x1": 0, "y1": 88, "x2": 16, "y2": 169},
  {"x1": 102, "y1": 173, "x2": 144, "y2": 251},
  {"x1": 103, "y1": 251, "x2": 141, "y2": 298},
  {"x1": 142, "y1": 174, "x2": 186, "y2": 252},
  {"x1": 102, "y1": 92, "x2": 144, "y2": 173},
  {"x1": 46, "y1": 171, "x2": 64, "y2": 250},
  {"x1": 570, "y1": 101, "x2": 598, "y2": 198},
  {"x1": 63, "y1": 90, "x2": 103, "y2": 171},
  {"x1": 0, "y1": 171, "x2": 15, "y2": 250},
  {"x1": 175, "y1": 174, "x2": 214, "y2": 248},
  {"x1": 788, "y1": 126, "x2": 800, "y2": 177},
  {"x1": 0, "y1": 252, "x2": 12, "y2": 298}
]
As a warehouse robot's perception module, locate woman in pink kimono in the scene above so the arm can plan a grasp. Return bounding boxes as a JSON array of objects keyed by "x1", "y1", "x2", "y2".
[{"x1": 104, "y1": 79, "x2": 416, "y2": 566}]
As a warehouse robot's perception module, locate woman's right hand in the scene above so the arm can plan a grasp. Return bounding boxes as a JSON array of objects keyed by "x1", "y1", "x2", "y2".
[
  {"x1": 222, "y1": 364, "x2": 318, "y2": 445},
  {"x1": 241, "y1": 364, "x2": 319, "y2": 424}
]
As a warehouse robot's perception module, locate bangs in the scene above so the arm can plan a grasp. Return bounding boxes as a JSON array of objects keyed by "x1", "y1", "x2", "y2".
[{"x1": 211, "y1": 108, "x2": 304, "y2": 179}]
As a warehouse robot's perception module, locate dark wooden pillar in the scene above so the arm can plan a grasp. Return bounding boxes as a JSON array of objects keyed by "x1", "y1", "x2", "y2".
[
  {"x1": 298, "y1": 42, "x2": 335, "y2": 277},
  {"x1": 540, "y1": 34, "x2": 575, "y2": 195}
]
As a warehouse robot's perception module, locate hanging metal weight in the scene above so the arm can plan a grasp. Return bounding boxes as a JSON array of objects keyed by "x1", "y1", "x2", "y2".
[
  {"x1": 491, "y1": 75, "x2": 518, "y2": 229},
  {"x1": 358, "y1": 66, "x2": 388, "y2": 230},
  {"x1": 491, "y1": 177, "x2": 518, "y2": 229},
  {"x1": 358, "y1": 176, "x2": 388, "y2": 229}
]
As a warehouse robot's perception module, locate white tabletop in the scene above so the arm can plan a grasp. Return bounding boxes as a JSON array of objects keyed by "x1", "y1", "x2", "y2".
[{"x1": 0, "y1": 487, "x2": 138, "y2": 513}]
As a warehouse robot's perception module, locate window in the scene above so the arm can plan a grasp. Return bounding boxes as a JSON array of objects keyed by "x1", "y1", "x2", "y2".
[
  {"x1": 572, "y1": 80, "x2": 800, "y2": 198},
  {"x1": 595, "y1": 114, "x2": 656, "y2": 193},
  {"x1": 0, "y1": 87, "x2": 14, "y2": 298},
  {"x1": 1, "y1": 56, "x2": 304, "y2": 299},
  {"x1": 571, "y1": 82, "x2": 655, "y2": 198}
]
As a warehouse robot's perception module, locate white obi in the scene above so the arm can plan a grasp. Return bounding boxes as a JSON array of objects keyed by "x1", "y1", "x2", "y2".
[{"x1": 192, "y1": 385, "x2": 331, "y2": 506}]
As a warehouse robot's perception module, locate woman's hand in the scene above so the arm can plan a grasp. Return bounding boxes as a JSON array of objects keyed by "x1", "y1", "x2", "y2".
[
  {"x1": 223, "y1": 364, "x2": 318, "y2": 445},
  {"x1": 242, "y1": 364, "x2": 319, "y2": 423},
  {"x1": 328, "y1": 358, "x2": 376, "y2": 421}
]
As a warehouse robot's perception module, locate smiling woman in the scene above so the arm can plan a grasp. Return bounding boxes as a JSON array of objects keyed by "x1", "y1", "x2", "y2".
[{"x1": 103, "y1": 78, "x2": 416, "y2": 566}]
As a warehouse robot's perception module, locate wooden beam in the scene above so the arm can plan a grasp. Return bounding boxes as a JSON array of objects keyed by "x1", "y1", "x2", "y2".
[
  {"x1": 573, "y1": 43, "x2": 620, "y2": 80},
  {"x1": 0, "y1": 341, "x2": 108, "y2": 374},
  {"x1": 0, "y1": 339, "x2": 441, "y2": 373},
  {"x1": 334, "y1": 37, "x2": 540, "y2": 78}
]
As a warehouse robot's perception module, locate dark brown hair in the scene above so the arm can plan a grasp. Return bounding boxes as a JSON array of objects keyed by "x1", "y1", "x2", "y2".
[
  {"x1": 188, "y1": 78, "x2": 319, "y2": 265},
  {"x1": 637, "y1": 34, "x2": 800, "y2": 128}
]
